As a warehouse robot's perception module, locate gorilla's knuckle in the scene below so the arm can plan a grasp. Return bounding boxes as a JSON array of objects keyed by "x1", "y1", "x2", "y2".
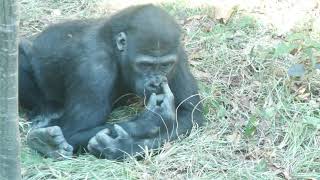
[
  {"x1": 96, "y1": 133, "x2": 109, "y2": 142},
  {"x1": 89, "y1": 137, "x2": 98, "y2": 146},
  {"x1": 114, "y1": 125, "x2": 129, "y2": 138},
  {"x1": 87, "y1": 144, "x2": 94, "y2": 152},
  {"x1": 50, "y1": 126, "x2": 60, "y2": 132}
]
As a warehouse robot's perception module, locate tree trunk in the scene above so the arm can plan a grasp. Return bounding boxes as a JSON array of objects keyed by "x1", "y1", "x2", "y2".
[{"x1": 0, "y1": 0, "x2": 21, "y2": 179}]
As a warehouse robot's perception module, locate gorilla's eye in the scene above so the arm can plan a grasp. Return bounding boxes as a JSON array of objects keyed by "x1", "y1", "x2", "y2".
[
  {"x1": 160, "y1": 62, "x2": 173, "y2": 71},
  {"x1": 138, "y1": 62, "x2": 153, "y2": 70},
  {"x1": 161, "y1": 64, "x2": 169, "y2": 68}
]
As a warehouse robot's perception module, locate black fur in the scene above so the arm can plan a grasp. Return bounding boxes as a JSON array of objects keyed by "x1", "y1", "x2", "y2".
[{"x1": 19, "y1": 4, "x2": 204, "y2": 159}]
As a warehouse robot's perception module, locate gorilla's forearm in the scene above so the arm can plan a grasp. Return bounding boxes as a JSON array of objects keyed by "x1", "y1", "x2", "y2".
[
  {"x1": 118, "y1": 107, "x2": 202, "y2": 145},
  {"x1": 118, "y1": 109, "x2": 175, "y2": 139},
  {"x1": 86, "y1": 107, "x2": 201, "y2": 160}
]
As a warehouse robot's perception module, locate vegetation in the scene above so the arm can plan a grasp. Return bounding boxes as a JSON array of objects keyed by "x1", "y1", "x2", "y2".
[{"x1": 20, "y1": 0, "x2": 320, "y2": 179}]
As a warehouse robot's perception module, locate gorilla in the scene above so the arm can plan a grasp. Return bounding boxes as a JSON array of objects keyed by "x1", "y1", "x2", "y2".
[{"x1": 19, "y1": 4, "x2": 204, "y2": 160}]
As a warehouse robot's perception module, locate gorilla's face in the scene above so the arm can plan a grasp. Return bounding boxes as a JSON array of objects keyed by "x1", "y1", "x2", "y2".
[
  {"x1": 131, "y1": 54, "x2": 177, "y2": 97},
  {"x1": 116, "y1": 31, "x2": 179, "y2": 97}
]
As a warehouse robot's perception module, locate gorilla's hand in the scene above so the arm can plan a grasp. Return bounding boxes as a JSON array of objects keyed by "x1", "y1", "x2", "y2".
[
  {"x1": 147, "y1": 82, "x2": 175, "y2": 122},
  {"x1": 87, "y1": 124, "x2": 134, "y2": 159},
  {"x1": 87, "y1": 83, "x2": 176, "y2": 160}
]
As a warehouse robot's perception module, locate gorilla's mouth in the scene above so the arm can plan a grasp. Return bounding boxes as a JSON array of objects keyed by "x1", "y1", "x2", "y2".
[
  {"x1": 143, "y1": 88, "x2": 160, "y2": 98},
  {"x1": 141, "y1": 81, "x2": 163, "y2": 97},
  {"x1": 145, "y1": 84, "x2": 163, "y2": 95}
]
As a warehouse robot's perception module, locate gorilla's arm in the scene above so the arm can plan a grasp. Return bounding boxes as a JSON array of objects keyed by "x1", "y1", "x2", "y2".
[
  {"x1": 58, "y1": 57, "x2": 117, "y2": 149},
  {"x1": 169, "y1": 50, "x2": 204, "y2": 136},
  {"x1": 87, "y1": 51, "x2": 204, "y2": 160},
  {"x1": 118, "y1": 62, "x2": 203, "y2": 139}
]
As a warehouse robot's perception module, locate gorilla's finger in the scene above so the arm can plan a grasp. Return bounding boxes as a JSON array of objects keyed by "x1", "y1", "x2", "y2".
[
  {"x1": 161, "y1": 82, "x2": 174, "y2": 99},
  {"x1": 53, "y1": 134, "x2": 67, "y2": 145},
  {"x1": 59, "y1": 148, "x2": 73, "y2": 157},
  {"x1": 147, "y1": 93, "x2": 157, "y2": 108},
  {"x1": 114, "y1": 124, "x2": 129, "y2": 138},
  {"x1": 47, "y1": 126, "x2": 63, "y2": 136},
  {"x1": 161, "y1": 98, "x2": 174, "y2": 110},
  {"x1": 63, "y1": 143, "x2": 74, "y2": 152},
  {"x1": 156, "y1": 94, "x2": 165, "y2": 101},
  {"x1": 99, "y1": 128, "x2": 111, "y2": 135},
  {"x1": 59, "y1": 142, "x2": 73, "y2": 152},
  {"x1": 96, "y1": 131, "x2": 114, "y2": 146},
  {"x1": 88, "y1": 137, "x2": 99, "y2": 151},
  {"x1": 161, "y1": 83, "x2": 174, "y2": 109}
]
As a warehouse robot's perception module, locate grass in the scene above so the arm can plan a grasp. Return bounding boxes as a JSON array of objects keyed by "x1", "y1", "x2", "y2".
[{"x1": 20, "y1": 0, "x2": 320, "y2": 179}]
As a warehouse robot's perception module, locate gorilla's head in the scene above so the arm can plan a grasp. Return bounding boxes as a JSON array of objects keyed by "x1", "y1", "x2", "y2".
[{"x1": 114, "y1": 5, "x2": 181, "y2": 97}]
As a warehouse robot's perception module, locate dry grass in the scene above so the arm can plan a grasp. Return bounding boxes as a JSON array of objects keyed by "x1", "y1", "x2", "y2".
[{"x1": 20, "y1": 0, "x2": 320, "y2": 179}]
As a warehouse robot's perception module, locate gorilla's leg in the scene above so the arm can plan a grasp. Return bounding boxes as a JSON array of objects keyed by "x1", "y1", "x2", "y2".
[
  {"x1": 19, "y1": 40, "x2": 73, "y2": 158},
  {"x1": 18, "y1": 42, "x2": 43, "y2": 118}
]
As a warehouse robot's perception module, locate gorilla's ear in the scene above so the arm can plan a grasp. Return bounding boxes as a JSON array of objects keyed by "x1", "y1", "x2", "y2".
[{"x1": 116, "y1": 32, "x2": 127, "y2": 51}]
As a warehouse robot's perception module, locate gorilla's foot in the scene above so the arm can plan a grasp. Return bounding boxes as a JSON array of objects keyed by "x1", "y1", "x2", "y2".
[{"x1": 27, "y1": 126, "x2": 73, "y2": 159}]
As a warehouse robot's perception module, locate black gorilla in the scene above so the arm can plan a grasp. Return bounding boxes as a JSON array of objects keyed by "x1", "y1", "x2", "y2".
[{"x1": 19, "y1": 4, "x2": 204, "y2": 160}]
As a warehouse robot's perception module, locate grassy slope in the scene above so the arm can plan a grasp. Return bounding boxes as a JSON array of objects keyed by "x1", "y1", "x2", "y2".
[{"x1": 20, "y1": 0, "x2": 320, "y2": 179}]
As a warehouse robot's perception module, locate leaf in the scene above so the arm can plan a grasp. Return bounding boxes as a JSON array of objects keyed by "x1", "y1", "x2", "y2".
[
  {"x1": 289, "y1": 47, "x2": 301, "y2": 55},
  {"x1": 287, "y1": 32, "x2": 306, "y2": 42},
  {"x1": 305, "y1": 39, "x2": 320, "y2": 50},
  {"x1": 255, "y1": 159, "x2": 268, "y2": 172},
  {"x1": 287, "y1": 64, "x2": 305, "y2": 77},
  {"x1": 270, "y1": 164, "x2": 292, "y2": 180},
  {"x1": 217, "y1": 105, "x2": 226, "y2": 118},
  {"x1": 244, "y1": 116, "x2": 258, "y2": 137},
  {"x1": 273, "y1": 42, "x2": 299, "y2": 58},
  {"x1": 237, "y1": 16, "x2": 255, "y2": 29},
  {"x1": 264, "y1": 107, "x2": 276, "y2": 119},
  {"x1": 296, "y1": 93, "x2": 310, "y2": 101},
  {"x1": 212, "y1": 1, "x2": 238, "y2": 23},
  {"x1": 304, "y1": 47, "x2": 316, "y2": 67},
  {"x1": 303, "y1": 116, "x2": 320, "y2": 129},
  {"x1": 226, "y1": 131, "x2": 241, "y2": 144}
]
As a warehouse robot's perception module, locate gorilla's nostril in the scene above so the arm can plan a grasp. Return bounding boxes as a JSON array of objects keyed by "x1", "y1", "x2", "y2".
[
  {"x1": 150, "y1": 84, "x2": 158, "y2": 88},
  {"x1": 147, "y1": 83, "x2": 161, "y2": 93}
]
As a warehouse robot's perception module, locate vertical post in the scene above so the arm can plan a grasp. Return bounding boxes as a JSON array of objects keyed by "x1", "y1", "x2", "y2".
[{"x1": 0, "y1": 0, "x2": 21, "y2": 179}]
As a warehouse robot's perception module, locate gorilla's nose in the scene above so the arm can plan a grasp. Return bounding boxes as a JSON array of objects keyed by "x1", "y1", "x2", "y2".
[
  {"x1": 146, "y1": 81, "x2": 161, "y2": 94},
  {"x1": 145, "y1": 76, "x2": 167, "y2": 94},
  {"x1": 151, "y1": 81, "x2": 161, "y2": 88}
]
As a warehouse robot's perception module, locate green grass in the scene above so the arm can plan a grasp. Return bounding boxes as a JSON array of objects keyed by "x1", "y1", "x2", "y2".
[{"x1": 20, "y1": 0, "x2": 320, "y2": 179}]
